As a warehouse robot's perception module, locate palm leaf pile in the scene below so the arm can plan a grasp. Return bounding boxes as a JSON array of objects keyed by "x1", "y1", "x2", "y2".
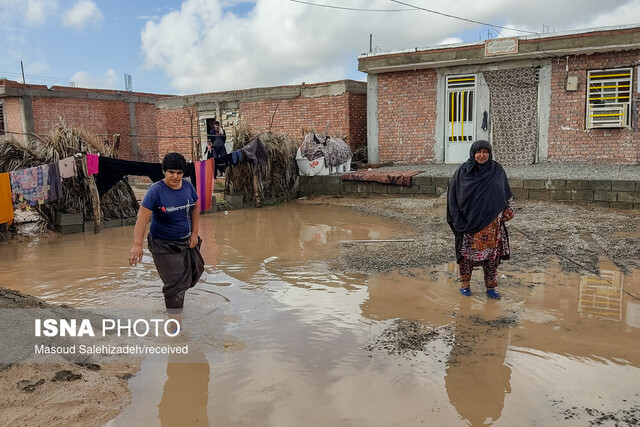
[
  {"x1": 225, "y1": 125, "x2": 299, "y2": 206},
  {"x1": 0, "y1": 119, "x2": 138, "y2": 233}
]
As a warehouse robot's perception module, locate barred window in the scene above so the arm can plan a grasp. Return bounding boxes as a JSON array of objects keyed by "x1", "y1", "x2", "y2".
[{"x1": 586, "y1": 68, "x2": 632, "y2": 129}]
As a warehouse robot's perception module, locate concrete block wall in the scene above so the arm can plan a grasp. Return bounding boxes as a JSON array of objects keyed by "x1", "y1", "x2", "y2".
[
  {"x1": 547, "y1": 50, "x2": 640, "y2": 164},
  {"x1": 298, "y1": 175, "x2": 640, "y2": 209},
  {"x1": 377, "y1": 70, "x2": 438, "y2": 164}
]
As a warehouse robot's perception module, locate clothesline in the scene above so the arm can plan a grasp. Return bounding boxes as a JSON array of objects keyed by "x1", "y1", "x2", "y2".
[{"x1": 1, "y1": 136, "x2": 269, "y2": 226}]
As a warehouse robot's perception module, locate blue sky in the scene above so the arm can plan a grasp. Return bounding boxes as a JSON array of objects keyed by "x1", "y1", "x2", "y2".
[{"x1": 1, "y1": 0, "x2": 638, "y2": 95}]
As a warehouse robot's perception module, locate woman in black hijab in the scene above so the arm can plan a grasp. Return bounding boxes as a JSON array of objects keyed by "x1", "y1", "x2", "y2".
[{"x1": 446, "y1": 140, "x2": 514, "y2": 299}]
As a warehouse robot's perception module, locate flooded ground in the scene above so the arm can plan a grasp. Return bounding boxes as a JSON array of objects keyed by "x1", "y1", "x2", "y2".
[{"x1": 1, "y1": 201, "x2": 639, "y2": 426}]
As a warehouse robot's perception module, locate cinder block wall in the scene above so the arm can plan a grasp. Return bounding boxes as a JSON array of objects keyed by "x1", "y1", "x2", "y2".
[
  {"x1": 376, "y1": 69, "x2": 438, "y2": 164},
  {"x1": 547, "y1": 50, "x2": 640, "y2": 164},
  {"x1": 298, "y1": 175, "x2": 640, "y2": 210}
]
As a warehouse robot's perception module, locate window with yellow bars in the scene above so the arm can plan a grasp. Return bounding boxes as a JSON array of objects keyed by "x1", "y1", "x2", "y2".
[
  {"x1": 586, "y1": 68, "x2": 632, "y2": 129},
  {"x1": 446, "y1": 75, "x2": 476, "y2": 142}
]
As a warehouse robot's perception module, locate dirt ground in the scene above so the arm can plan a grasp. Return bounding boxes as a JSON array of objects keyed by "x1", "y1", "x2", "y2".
[
  {"x1": 1, "y1": 194, "x2": 639, "y2": 425},
  {"x1": 300, "y1": 194, "x2": 640, "y2": 277},
  {"x1": 0, "y1": 287, "x2": 140, "y2": 426}
]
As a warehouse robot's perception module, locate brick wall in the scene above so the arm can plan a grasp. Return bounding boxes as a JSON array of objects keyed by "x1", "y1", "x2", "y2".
[
  {"x1": 133, "y1": 103, "x2": 159, "y2": 162},
  {"x1": 157, "y1": 106, "x2": 199, "y2": 162},
  {"x1": 377, "y1": 69, "x2": 438, "y2": 164},
  {"x1": 547, "y1": 50, "x2": 640, "y2": 164},
  {"x1": 239, "y1": 94, "x2": 353, "y2": 144},
  {"x1": 347, "y1": 92, "x2": 367, "y2": 151},
  {"x1": 3, "y1": 98, "x2": 23, "y2": 136}
]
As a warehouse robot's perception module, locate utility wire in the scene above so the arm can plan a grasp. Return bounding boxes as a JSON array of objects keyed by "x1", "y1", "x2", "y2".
[
  {"x1": 289, "y1": 0, "x2": 413, "y2": 12},
  {"x1": 388, "y1": 0, "x2": 538, "y2": 35}
]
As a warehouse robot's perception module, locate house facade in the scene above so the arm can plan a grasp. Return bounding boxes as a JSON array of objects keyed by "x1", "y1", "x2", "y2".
[
  {"x1": 0, "y1": 79, "x2": 366, "y2": 163},
  {"x1": 155, "y1": 80, "x2": 367, "y2": 160},
  {"x1": 358, "y1": 25, "x2": 640, "y2": 165}
]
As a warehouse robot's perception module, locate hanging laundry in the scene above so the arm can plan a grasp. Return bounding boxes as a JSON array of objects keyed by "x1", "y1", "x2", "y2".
[
  {"x1": 86, "y1": 153, "x2": 99, "y2": 176},
  {"x1": 194, "y1": 158, "x2": 215, "y2": 213},
  {"x1": 232, "y1": 149, "x2": 243, "y2": 165},
  {"x1": 48, "y1": 161, "x2": 63, "y2": 201},
  {"x1": 0, "y1": 172, "x2": 14, "y2": 225},
  {"x1": 9, "y1": 164, "x2": 50, "y2": 203},
  {"x1": 241, "y1": 137, "x2": 268, "y2": 175},
  {"x1": 59, "y1": 156, "x2": 78, "y2": 178},
  {"x1": 96, "y1": 157, "x2": 164, "y2": 195}
]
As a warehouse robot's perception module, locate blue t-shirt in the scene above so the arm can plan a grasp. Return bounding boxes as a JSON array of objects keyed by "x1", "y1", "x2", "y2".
[{"x1": 142, "y1": 179, "x2": 198, "y2": 241}]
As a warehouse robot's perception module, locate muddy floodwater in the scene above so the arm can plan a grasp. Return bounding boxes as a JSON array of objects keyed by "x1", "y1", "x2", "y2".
[{"x1": 1, "y1": 201, "x2": 640, "y2": 426}]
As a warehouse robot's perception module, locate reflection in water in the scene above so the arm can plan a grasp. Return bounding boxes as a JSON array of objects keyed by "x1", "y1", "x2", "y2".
[
  {"x1": 1, "y1": 202, "x2": 640, "y2": 425},
  {"x1": 445, "y1": 303, "x2": 512, "y2": 426},
  {"x1": 158, "y1": 349, "x2": 210, "y2": 426},
  {"x1": 579, "y1": 268, "x2": 624, "y2": 321}
]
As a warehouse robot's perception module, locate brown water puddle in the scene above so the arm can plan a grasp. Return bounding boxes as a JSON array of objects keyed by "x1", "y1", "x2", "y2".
[{"x1": 1, "y1": 202, "x2": 639, "y2": 426}]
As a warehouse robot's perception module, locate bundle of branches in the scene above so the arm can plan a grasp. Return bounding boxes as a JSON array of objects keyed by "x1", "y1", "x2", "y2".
[
  {"x1": 0, "y1": 119, "x2": 138, "y2": 230},
  {"x1": 225, "y1": 125, "x2": 299, "y2": 205}
]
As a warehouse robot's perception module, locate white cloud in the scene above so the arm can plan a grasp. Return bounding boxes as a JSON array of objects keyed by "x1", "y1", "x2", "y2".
[
  {"x1": 140, "y1": 0, "x2": 640, "y2": 94},
  {"x1": 62, "y1": 0, "x2": 103, "y2": 30},
  {"x1": 0, "y1": 0, "x2": 57, "y2": 25},
  {"x1": 25, "y1": 0, "x2": 56, "y2": 24},
  {"x1": 69, "y1": 69, "x2": 117, "y2": 89}
]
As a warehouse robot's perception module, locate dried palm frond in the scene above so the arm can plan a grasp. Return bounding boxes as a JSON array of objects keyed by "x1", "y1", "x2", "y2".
[
  {"x1": 225, "y1": 124, "x2": 299, "y2": 205},
  {"x1": 0, "y1": 118, "x2": 138, "y2": 231}
]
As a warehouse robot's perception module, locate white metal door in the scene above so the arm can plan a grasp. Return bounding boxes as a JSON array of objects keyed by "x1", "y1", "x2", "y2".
[{"x1": 445, "y1": 74, "x2": 477, "y2": 163}]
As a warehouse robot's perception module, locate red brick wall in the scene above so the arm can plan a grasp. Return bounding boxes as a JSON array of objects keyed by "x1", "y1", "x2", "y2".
[
  {"x1": 377, "y1": 70, "x2": 438, "y2": 164},
  {"x1": 240, "y1": 94, "x2": 354, "y2": 145},
  {"x1": 547, "y1": 51, "x2": 640, "y2": 164},
  {"x1": 347, "y1": 92, "x2": 367, "y2": 150},
  {"x1": 133, "y1": 103, "x2": 159, "y2": 162},
  {"x1": 3, "y1": 98, "x2": 23, "y2": 136},
  {"x1": 156, "y1": 106, "x2": 199, "y2": 162},
  {"x1": 29, "y1": 97, "x2": 161, "y2": 162}
]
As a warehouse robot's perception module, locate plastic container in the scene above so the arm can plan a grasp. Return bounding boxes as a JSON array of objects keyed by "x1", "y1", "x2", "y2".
[{"x1": 296, "y1": 148, "x2": 329, "y2": 176}]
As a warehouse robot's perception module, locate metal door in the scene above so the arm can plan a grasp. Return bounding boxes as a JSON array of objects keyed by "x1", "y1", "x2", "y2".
[{"x1": 445, "y1": 74, "x2": 477, "y2": 163}]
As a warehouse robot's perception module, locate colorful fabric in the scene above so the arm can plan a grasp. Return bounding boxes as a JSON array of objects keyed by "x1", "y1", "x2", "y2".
[
  {"x1": 86, "y1": 153, "x2": 99, "y2": 175},
  {"x1": 59, "y1": 157, "x2": 77, "y2": 178},
  {"x1": 471, "y1": 217, "x2": 499, "y2": 250},
  {"x1": 9, "y1": 165, "x2": 50, "y2": 203},
  {"x1": 484, "y1": 68, "x2": 538, "y2": 165},
  {"x1": 324, "y1": 137, "x2": 351, "y2": 167},
  {"x1": 194, "y1": 159, "x2": 215, "y2": 213},
  {"x1": 459, "y1": 257, "x2": 500, "y2": 288},
  {"x1": 0, "y1": 173, "x2": 14, "y2": 225},
  {"x1": 341, "y1": 170, "x2": 420, "y2": 186},
  {"x1": 459, "y1": 204, "x2": 511, "y2": 263}
]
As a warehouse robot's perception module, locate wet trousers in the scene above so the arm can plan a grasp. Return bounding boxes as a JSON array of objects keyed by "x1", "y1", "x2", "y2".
[{"x1": 459, "y1": 257, "x2": 500, "y2": 288}]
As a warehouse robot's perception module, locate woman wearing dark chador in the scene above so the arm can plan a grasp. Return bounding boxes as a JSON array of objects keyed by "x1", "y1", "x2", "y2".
[{"x1": 446, "y1": 140, "x2": 514, "y2": 299}]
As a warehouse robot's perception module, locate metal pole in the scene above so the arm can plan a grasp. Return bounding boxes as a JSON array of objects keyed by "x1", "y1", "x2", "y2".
[{"x1": 20, "y1": 61, "x2": 25, "y2": 83}]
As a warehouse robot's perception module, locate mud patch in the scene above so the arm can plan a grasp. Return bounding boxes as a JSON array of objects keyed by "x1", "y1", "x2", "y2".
[
  {"x1": 52, "y1": 370, "x2": 82, "y2": 382},
  {"x1": 17, "y1": 378, "x2": 45, "y2": 393},
  {"x1": 552, "y1": 399, "x2": 640, "y2": 425},
  {"x1": 365, "y1": 319, "x2": 441, "y2": 356}
]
